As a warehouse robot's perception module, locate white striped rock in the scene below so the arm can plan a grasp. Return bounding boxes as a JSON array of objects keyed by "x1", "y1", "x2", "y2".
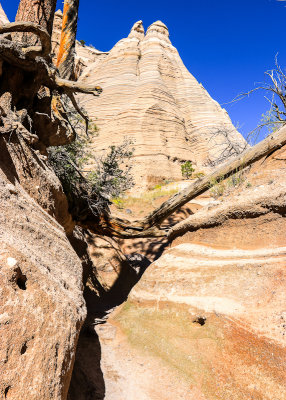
[
  {"x1": 0, "y1": 3, "x2": 8, "y2": 25},
  {"x1": 125, "y1": 141, "x2": 286, "y2": 399},
  {"x1": 76, "y1": 20, "x2": 246, "y2": 187}
]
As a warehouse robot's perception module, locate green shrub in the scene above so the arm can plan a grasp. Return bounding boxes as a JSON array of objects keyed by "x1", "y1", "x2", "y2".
[
  {"x1": 208, "y1": 176, "x2": 225, "y2": 198},
  {"x1": 208, "y1": 170, "x2": 245, "y2": 198},
  {"x1": 112, "y1": 197, "x2": 125, "y2": 209},
  {"x1": 181, "y1": 161, "x2": 195, "y2": 179},
  {"x1": 153, "y1": 184, "x2": 162, "y2": 190},
  {"x1": 193, "y1": 171, "x2": 205, "y2": 179},
  {"x1": 48, "y1": 137, "x2": 135, "y2": 215}
]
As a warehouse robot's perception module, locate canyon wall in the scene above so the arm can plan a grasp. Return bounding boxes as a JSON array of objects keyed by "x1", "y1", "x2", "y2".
[
  {"x1": 0, "y1": 10, "x2": 87, "y2": 395},
  {"x1": 0, "y1": 132, "x2": 87, "y2": 399},
  {"x1": 103, "y1": 132, "x2": 286, "y2": 399}
]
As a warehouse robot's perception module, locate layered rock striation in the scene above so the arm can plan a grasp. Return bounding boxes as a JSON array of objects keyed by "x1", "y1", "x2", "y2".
[
  {"x1": 107, "y1": 132, "x2": 286, "y2": 399},
  {"x1": 76, "y1": 20, "x2": 246, "y2": 187}
]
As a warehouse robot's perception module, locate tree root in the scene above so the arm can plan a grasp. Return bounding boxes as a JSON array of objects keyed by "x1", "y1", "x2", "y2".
[
  {"x1": 55, "y1": 76, "x2": 102, "y2": 95},
  {"x1": 0, "y1": 22, "x2": 102, "y2": 145},
  {"x1": 0, "y1": 22, "x2": 51, "y2": 58}
]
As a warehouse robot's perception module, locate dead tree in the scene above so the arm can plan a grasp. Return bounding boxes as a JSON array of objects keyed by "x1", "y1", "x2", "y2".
[
  {"x1": 54, "y1": 0, "x2": 91, "y2": 131},
  {"x1": 56, "y1": 0, "x2": 80, "y2": 79},
  {"x1": 15, "y1": 0, "x2": 57, "y2": 46},
  {"x1": 77, "y1": 126, "x2": 286, "y2": 238},
  {"x1": 232, "y1": 56, "x2": 286, "y2": 143},
  {"x1": 207, "y1": 126, "x2": 248, "y2": 167},
  {"x1": 0, "y1": 0, "x2": 101, "y2": 150},
  {"x1": 1, "y1": 1, "x2": 285, "y2": 240}
]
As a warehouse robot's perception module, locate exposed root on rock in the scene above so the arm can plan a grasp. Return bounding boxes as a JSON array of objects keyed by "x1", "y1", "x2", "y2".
[{"x1": 0, "y1": 22, "x2": 102, "y2": 151}]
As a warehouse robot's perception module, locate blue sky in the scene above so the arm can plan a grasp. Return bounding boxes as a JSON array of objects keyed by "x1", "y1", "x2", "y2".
[{"x1": 3, "y1": 0, "x2": 286, "y2": 141}]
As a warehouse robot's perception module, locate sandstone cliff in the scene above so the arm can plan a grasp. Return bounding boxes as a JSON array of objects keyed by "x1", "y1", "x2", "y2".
[
  {"x1": 1, "y1": 5, "x2": 285, "y2": 399},
  {"x1": 0, "y1": 131, "x2": 88, "y2": 399},
  {"x1": 98, "y1": 129, "x2": 286, "y2": 399},
  {"x1": 0, "y1": 9, "x2": 88, "y2": 396},
  {"x1": 0, "y1": 4, "x2": 8, "y2": 25},
  {"x1": 74, "y1": 20, "x2": 246, "y2": 187}
]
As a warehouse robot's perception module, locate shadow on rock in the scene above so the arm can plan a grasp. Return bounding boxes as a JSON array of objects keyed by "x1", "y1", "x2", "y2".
[
  {"x1": 67, "y1": 327, "x2": 105, "y2": 400},
  {"x1": 68, "y1": 233, "x2": 151, "y2": 400}
]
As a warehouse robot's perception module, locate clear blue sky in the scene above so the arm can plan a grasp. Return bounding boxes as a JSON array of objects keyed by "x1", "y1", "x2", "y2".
[{"x1": 3, "y1": 0, "x2": 286, "y2": 141}]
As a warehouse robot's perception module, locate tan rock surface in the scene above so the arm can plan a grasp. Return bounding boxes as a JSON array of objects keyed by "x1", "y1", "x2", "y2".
[
  {"x1": 0, "y1": 134, "x2": 86, "y2": 399},
  {"x1": 76, "y1": 20, "x2": 246, "y2": 187},
  {"x1": 100, "y1": 142, "x2": 286, "y2": 399},
  {"x1": 0, "y1": 4, "x2": 8, "y2": 25}
]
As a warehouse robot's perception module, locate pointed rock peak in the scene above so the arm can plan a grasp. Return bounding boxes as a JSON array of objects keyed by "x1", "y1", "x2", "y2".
[
  {"x1": 128, "y1": 20, "x2": 145, "y2": 39},
  {"x1": 146, "y1": 21, "x2": 169, "y2": 38},
  {"x1": 55, "y1": 9, "x2": 63, "y2": 16},
  {"x1": 0, "y1": 3, "x2": 9, "y2": 25}
]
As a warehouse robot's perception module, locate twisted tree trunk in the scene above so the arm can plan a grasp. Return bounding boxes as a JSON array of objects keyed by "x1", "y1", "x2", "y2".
[
  {"x1": 15, "y1": 0, "x2": 57, "y2": 46},
  {"x1": 56, "y1": 0, "x2": 80, "y2": 79}
]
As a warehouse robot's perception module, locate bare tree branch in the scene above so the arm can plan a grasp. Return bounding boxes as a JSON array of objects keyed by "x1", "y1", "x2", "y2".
[
  {"x1": 54, "y1": 76, "x2": 102, "y2": 95},
  {"x1": 79, "y1": 126, "x2": 286, "y2": 238},
  {"x1": 0, "y1": 22, "x2": 51, "y2": 57}
]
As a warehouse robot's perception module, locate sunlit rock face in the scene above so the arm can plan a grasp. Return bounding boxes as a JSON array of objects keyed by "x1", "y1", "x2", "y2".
[
  {"x1": 125, "y1": 139, "x2": 286, "y2": 399},
  {"x1": 0, "y1": 3, "x2": 8, "y2": 25},
  {"x1": 0, "y1": 130, "x2": 86, "y2": 400},
  {"x1": 76, "y1": 20, "x2": 246, "y2": 187}
]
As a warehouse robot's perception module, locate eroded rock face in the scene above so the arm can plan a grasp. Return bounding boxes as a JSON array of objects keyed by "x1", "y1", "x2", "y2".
[
  {"x1": 76, "y1": 20, "x2": 246, "y2": 187},
  {"x1": 0, "y1": 4, "x2": 8, "y2": 25},
  {"x1": 111, "y1": 139, "x2": 286, "y2": 399},
  {"x1": 0, "y1": 134, "x2": 86, "y2": 399}
]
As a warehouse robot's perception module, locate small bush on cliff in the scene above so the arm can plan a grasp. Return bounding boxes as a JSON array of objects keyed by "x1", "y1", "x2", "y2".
[
  {"x1": 48, "y1": 136, "x2": 135, "y2": 216},
  {"x1": 208, "y1": 169, "x2": 245, "y2": 198},
  {"x1": 193, "y1": 171, "x2": 205, "y2": 179},
  {"x1": 181, "y1": 161, "x2": 195, "y2": 179}
]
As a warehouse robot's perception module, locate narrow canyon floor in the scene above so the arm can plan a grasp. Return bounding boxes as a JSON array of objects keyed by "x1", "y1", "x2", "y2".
[
  {"x1": 96, "y1": 305, "x2": 202, "y2": 400},
  {"x1": 85, "y1": 145, "x2": 286, "y2": 400}
]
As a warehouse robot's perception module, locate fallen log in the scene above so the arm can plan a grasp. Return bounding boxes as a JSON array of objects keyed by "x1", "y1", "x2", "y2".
[
  {"x1": 140, "y1": 126, "x2": 286, "y2": 229},
  {"x1": 83, "y1": 126, "x2": 286, "y2": 238}
]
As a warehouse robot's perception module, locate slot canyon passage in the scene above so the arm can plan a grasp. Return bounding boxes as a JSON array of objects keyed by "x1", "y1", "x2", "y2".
[{"x1": 0, "y1": 1, "x2": 286, "y2": 399}]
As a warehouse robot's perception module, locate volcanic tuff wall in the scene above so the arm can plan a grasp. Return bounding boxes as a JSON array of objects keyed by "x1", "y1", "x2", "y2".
[
  {"x1": 0, "y1": 4, "x2": 8, "y2": 25},
  {"x1": 75, "y1": 20, "x2": 246, "y2": 187},
  {"x1": 124, "y1": 138, "x2": 286, "y2": 399},
  {"x1": 75, "y1": 135, "x2": 286, "y2": 399},
  {"x1": 0, "y1": 10, "x2": 87, "y2": 399}
]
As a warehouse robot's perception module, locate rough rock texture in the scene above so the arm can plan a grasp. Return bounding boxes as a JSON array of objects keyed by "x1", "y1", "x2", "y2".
[
  {"x1": 0, "y1": 133, "x2": 86, "y2": 399},
  {"x1": 76, "y1": 20, "x2": 246, "y2": 187},
  {"x1": 102, "y1": 139, "x2": 286, "y2": 399}
]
